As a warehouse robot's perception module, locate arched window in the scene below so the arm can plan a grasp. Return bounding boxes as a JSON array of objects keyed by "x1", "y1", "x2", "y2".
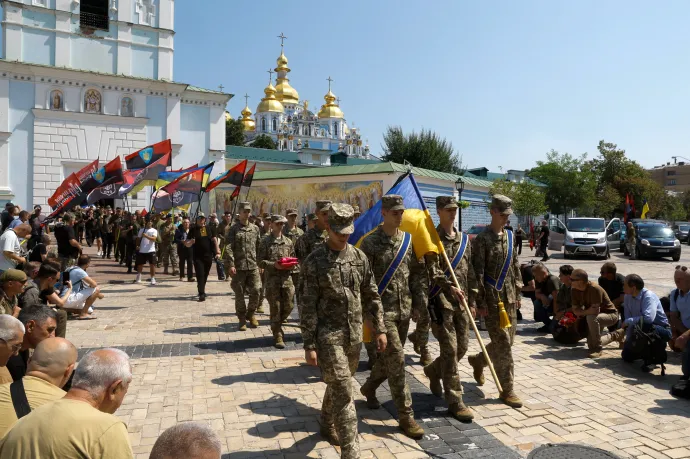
[
  {"x1": 84, "y1": 89, "x2": 102, "y2": 113},
  {"x1": 272, "y1": 118, "x2": 277, "y2": 132},
  {"x1": 49, "y1": 90, "x2": 63, "y2": 110},
  {"x1": 261, "y1": 118, "x2": 267, "y2": 132},
  {"x1": 333, "y1": 122, "x2": 339, "y2": 137},
  {"x1": 120, "y1": 97, "x2": 134, "y2": 116}
]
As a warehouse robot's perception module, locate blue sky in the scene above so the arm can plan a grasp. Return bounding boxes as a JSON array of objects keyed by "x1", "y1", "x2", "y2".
[{"x1": 181, "y1": 1, "x2": 686, "y2": 171}]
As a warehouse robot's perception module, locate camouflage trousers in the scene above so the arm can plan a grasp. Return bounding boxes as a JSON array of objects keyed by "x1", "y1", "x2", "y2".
[
  {"x1": 160, "y1": 242, "x2": 178, "y2": 273},
  {"x1": 318, "y1": 342, "x2": 362, "y2": 459},
  {"x1": 363, "y1": 318, "x2": 414, "y2": 417},
  {"x1": 470, "y1": 302, "x2": 517, "y2": 393},
  {"x1": 411, "y1": 301, "x2": 431, "y2": 352},
  {"x1": 427, "y1": 307, "x2": 470, "y2": 405},
  {"x1": 267, "y1": 280, "x2": 294, "y2": 339},
  {"x1": 230, "y1": 268, "x2": 261, "y2": 319},
  {"x1": 57, "y1": 255, "x2": 77, "y2": 272}
]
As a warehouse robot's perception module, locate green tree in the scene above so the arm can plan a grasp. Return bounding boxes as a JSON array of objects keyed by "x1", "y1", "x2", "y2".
[
  {"x1": 654, "y1": 193, "x2": 686, "y2": 221},
  {"x1": 489, "y1": 180, "x2": 547, "y2": 218},
  {"x1": 250, "y1": 134, "x2": 277, "y2": 150},
  {"x1": 226, "y1": 117, "x2": 246, "y2": 146},
  {"x1": 381, "y1": 126, "x2": 464, "y2": 174}
]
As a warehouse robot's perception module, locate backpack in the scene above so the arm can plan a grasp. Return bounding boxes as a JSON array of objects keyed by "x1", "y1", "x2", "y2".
[{"x1": 629, "y1": 317, "x2": 668, "y2": 375}]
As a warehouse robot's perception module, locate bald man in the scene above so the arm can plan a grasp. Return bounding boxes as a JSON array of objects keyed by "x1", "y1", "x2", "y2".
[
  {"x1": 0, "y1": 337, "x2": 77, "y2": 436},
  {"x1": 149, "y1": 422, "x2": 222, "y2": 459}
]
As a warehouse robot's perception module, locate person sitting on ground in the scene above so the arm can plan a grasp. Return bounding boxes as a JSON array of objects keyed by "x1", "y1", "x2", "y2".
[
  {"x1": 550, "y1": 264, "x2": 590, "y2": 345},
  {"x1": 0, "y1": 270, "x2": 26, "y2": 318},
  {"x1": 0, "y1": 315, "x2": 24, "y2": 385},
  {"x1": 670, "y1": 266, "x2": 690, "y2": 381},
  {"x1": 532, "y1": 263, "x2": 561, "y2": 332},
  {"x1": 0, "y1": 348, "x2": 134, "y2": 458},
  {"x1": 27, "y1": 263, "x2": 75, "y2": 335},
  {"x1": 63, "y1": 255, "x2": 103, "y2": 318},
  {"x1": 4, "y1": 305, "x2": 56, "y2": 381},
  {"x1": 619, "y1": 274, "x2": 671, "y2": 371},
  {"x1": 18, "y1": 262, "x2": 67, "y2": 338},
  {"x1": 0, "y1": 224, "x2": 30, "y2": 273},
  {"x1": 149, "y1": 422, "x2": 222, "y2": 459},
  {"x1": 570, "y1": 268, "x2": 620, "y2": 358},
  {"x1": 598, "y1": 262, "x2": 626, "y2": 331},
  {"x1": 28, "y1": 234, "x2": 51, "y2": 263},
  {"x1": 0, "y1": 337, "x2": 77, "y2": 437},
  {"x1": 519, "y1": 261, "x2": 538, "y2": 322}
]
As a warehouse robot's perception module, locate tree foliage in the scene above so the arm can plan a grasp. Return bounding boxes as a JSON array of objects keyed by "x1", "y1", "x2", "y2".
[
  {"x1": 489, "y1": 180, "x2": 547, "y2": 218},
  {"x1": 527, "y1": 150, "x2": 592, "y2": 216},
  {"x1": 226, "y1": 117, "x2": 247, "y2": 147},
  {"x1": 250, "y1": 134, "x2": 277, "y2": 150},
  {"x1": 381, "y1": 126, "x2": 464, "y2": 174}
]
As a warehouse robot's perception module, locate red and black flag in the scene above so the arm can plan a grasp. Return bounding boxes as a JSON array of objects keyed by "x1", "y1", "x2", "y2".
[
  {"x1": 125, "y1": 140, "x2": 172, "y2": 170},
  {"x1": 75, "y1": 159, "x2": 100, "y2": 193},
  {"x1": 118, "y1": 152, "x2": 171, "y2": 196},
  {"x1": 204, "y1": 160, "x2": 247, "y2": 192},
  {"x1": 164, "y1": 164, "x2": 208, "y2": 196},
  {"x1": 48, "y1": 173, "x2": 82, "y2": 209},
  {"x1": 87, "y1": 181, "x2": 121, "y2": 205},
  {"x1": 81, "y1": 156, "x2": 124, "y2": 193},
  {"x1": 242, "y1": 163, "x2": 256, "y2": 189}
]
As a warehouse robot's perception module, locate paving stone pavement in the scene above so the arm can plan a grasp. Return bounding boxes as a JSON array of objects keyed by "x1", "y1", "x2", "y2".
[{"x1": 62, "y1": 248, "x2": 690, "y2": 458}]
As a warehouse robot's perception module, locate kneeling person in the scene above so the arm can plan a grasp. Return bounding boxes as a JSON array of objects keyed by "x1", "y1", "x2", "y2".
[{"x1": 257, "y1": 215, "x2": 296, "y2": 349}]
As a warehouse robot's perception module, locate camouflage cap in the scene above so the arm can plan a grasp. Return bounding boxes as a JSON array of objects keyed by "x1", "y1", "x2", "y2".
[
  {"x1": 353, "y1": 205, "x2": 361, "y2": 214},
  {"x1": 238, "y1": 202, "x2": 251, "y2": 211},
  {"x1": 307, "y1": 213, "x2": 317, "y2": 221},
  {"x1": 271, "y1": 214, "x2": 288, "y2": 223},
  {"x1": 436, "y1": 196, "x2": 459, "y2": 210},
  {"x1": 262, "y1": 212, "x2": 271, "y2": 219},
  {"x1": 328, "y1": 203, "x2": 355, "y2": 234},
  {"x1": 196, "y1": 213, "x2": 206, "y2": 220},
  {"x1": 286, "y1": 208, "x2": 298, "y2": 216},
  {"x1": 491, "y1": 194, "x2": 513, "y2": 215},
  {"x1": 315, "y1": 200, "x2": 332, "y2": 212},
  {"x1": 0, "y1": 269, "x2": 27, "y2": 283},
  {"x1": 382, "y1": 194, "x2": 405, "y2": 211}
]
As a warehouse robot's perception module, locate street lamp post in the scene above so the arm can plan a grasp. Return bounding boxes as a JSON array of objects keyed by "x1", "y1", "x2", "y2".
[{"x1": 455, "y1": 178, "x2": 465, "y2": 232}]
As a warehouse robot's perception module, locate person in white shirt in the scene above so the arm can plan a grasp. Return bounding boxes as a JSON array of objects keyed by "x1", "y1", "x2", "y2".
[
  {"x1": 135, "y1": 217, "x2": 158, "y2": 285},
  {"x1": 0, "y1": 224, "x2": 31, "y2": 273},
  {"x1": 64, "y1": 254, "x2": 104, "y2": 318}
]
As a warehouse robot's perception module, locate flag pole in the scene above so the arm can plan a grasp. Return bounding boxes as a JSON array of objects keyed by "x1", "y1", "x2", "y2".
[{"x1": 439, "y1": 248, "x2": 503, "y2": 394}]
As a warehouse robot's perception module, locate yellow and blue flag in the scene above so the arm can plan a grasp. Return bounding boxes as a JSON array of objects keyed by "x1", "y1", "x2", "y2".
[
  {"x1": 641, "y1": 199, "x2": 650, "y2": 219},
  {"x1": 352, "y1": 173, "x2": 444, "y2": 258}
]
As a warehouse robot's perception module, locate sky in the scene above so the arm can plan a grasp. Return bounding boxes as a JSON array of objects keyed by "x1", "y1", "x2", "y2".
[{"x1": 175, "y1": 1, "x2": 690, "y2": 172}]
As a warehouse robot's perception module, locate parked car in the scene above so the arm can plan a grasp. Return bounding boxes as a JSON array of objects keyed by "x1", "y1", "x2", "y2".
[
  {"x1": 633, "y1": 223, "x2": 681, "y2": 261},
  {"x1": 547, "y1": 217, "x2": 621, "y2": 259},
  {"x1": 466, "y1": 224, "x2": 486, "y2": 240},
  {"x1": 672, "y1": 222, "x2": 690, "y2": 243}
]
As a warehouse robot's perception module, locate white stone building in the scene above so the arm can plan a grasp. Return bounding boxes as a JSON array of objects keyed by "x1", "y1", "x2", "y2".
[{"x1": 0, "y1": 0, "x2": 231, "y2": 208}]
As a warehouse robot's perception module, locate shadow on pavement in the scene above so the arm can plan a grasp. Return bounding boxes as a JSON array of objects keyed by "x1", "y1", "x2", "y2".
[
  {"x1": 194, "y1": 333, "x2": 304, "y2": 353},
  {"x1": 582, "y1": 354, "x2": 684, "y2": 393},
  {"x1": 163, "y1": 319, "x2": 276, "y2": 334}
]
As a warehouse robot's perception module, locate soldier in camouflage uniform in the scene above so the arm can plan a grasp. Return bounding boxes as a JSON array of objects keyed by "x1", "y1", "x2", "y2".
[
  {"x1": 258, "y1": 215, "x2": 296, "y2": 349},
  {"x1": 295, "y1": 200, "x2": 331, "y2": 316},
  {"x1": 283, "y1": 208, "x2": 304, "y2": 303},
  {"x1": 301, "y1": 203, "x2": 388, "y2": 459},
  {"x1": 358, "y1": 195, "x2": 425, "y2": 439},
  {"x1": 216, "y1": 212, "x2": 232, "y2": 282},
  {"x1": 467, "y1": 195, "x2": 523, "y2": 408},
  {"x1": 223, "y1": 202, "x2": 262, "y2": 331},
  {"x1": 159, "y1": 214, "x2": 179, "y2": 275},
  {"x1": 256, "y1": 212, "x2": 273, "y2": 313},
  {"x1": 423, "y1": 196, "x2": 477, "y2": 421}
]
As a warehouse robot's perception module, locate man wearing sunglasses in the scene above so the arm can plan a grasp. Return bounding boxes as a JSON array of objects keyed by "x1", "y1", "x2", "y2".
[
  {"x1": 0, "y1": 269, "x2": 27, "y2": 318},
  {"x1": 0, "y1": 314, "x2": 25, "y2": 384}
]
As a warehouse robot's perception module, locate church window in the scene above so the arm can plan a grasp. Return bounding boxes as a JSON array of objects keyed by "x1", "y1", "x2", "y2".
[
  {"x1": 333, "y1": 123, "x2": 339, "y2": 137},
  {"x1": 261, "y1": 118, "x2": 267, "y2": 132},
  {"x1": 84, "y1": 89, "x2": 102, "y2": 113},
  {"x1": 80, "y1": 0, "x2": 110, "y2": 31},
  {"x1": 272, "y1": 118, "x2": 277, "y2": 132},
  {"x1": 120, "y1": 97, "x2": 134, "y2": 117},
  {"x1": 49, "y1": 90, "x2": 63, "y2": 111},
  {"x1": 136, "y1": 0, "x2": 156, "y2": 26}
]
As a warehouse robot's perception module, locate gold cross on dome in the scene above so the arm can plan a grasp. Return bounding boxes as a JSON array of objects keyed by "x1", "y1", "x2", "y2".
[
  {"x1": 244, "y1": 93, "x2": 250, "y2": 105},
  {"x1": 277, "y1": 32, "x2": 287, "y2": 48},
  {"x1": 267, "y1": 69, "x2": 274, "y2": 84},
  {"x1": 327, "y1": 76, "x2": 333, "y2": 91}
]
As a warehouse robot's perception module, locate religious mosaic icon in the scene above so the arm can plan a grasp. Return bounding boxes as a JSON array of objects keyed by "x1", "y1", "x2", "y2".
[
  {"x1": 84, "y1": 89, "x2": 102, "y2": 113},
  {"x1": 121, "y1": 97, "x2": 134, "y2": 117},
  {"x1": 50, "y1": 90, "x2": 63, "y2": 110}
]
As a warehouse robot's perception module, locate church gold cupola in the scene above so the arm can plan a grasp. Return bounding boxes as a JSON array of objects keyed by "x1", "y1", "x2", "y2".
[{"x1": 273, "y1": 33, "x2": 300, "y2": 105}]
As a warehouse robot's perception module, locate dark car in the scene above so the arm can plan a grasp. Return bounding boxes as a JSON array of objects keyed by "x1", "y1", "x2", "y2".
[
  {"x1": 672, "y1": 222, "x2": 690, "y2": 243},
  {"x1": 634, "y1": 223, "x2": 681, "y2": 261}
]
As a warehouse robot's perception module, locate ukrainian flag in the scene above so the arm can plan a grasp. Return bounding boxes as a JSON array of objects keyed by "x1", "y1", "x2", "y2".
[
  {"x1": 641, "y1": 199, "x2": 650, "y2": 219},
  {"x1": 351, "y1": 173, "x2": 444, "y2": 258}
]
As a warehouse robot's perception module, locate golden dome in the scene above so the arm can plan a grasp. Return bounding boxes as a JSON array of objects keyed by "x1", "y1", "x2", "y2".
[
  {"x1": 274, "y1": 50, "x2": 299, "y2": 104},
  {"x1": 317, "y1": 89, "x2": 344, "y2": 119},
  {"x1": 239, "y1": 105, "x2": 255, "y2": 131},
  {"x1": 276, "y1": 50, "x2": 288, "y2": 68},
  {"x1": 256, "y1": 83, "x2": 284, "y2": 114}
]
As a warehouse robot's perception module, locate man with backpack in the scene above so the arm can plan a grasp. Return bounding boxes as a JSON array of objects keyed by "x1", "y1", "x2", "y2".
[{"x1": 620, "y1": 274, "x2": 671, "y2": 373}]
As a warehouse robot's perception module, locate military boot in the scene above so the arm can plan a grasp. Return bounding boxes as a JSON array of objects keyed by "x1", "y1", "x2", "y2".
[
  {"x1": 248, "y1": 316, "x2": 259, "y2": 328},
  {"x1": 163, "y1": 268, "x2": 169, "y2": 275},
  {"x1": 448, "y1": 402, "x2": 474, "y2": 422},
  {"x1": 420, "y1": 347, "x2": 433, "y2": 367},
  {"x1": 408, "y1": 332, "x2": 420, "y2": 354},
  {"x1": 274, "y1": 335, "x2": 285, "y2": 349},
  {"x1": 256, "y1": 305, "x2": 265, "y2": 314},
  {"x1": 467, "y1": 354, "x2": 485, "y2": 386},
  {"x1": 423, "y1": 364, "x2": 443, "y2": 398},
  {"x1": 399, "y1": 416, "x2": 424, "y2": 439},
  {"x1": 320, "y1": 423, "x2": 340, "y2": 446},
  {"x1": 238, "y1": 318, "x2": 247, "y2": 331},
  {"x1": 360, "y1": 382, "x2": 381, "y2": 409},
  {"x1": 500, "y1": 391, "x2": 523, "y2": 408}
]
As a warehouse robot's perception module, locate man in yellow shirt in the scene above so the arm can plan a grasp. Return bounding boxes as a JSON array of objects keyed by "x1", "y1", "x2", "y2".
[
  {"x1": 0, "y1": 348, "x2": 134, "y2": 459},
  {"x1": 0, "y1": 337, "x2": 76, "y2": 437},
  {"x1": 0, "y1": 315, "x2": 24, "y2": 385}
]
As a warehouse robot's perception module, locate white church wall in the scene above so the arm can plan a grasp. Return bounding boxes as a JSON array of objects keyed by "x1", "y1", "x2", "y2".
[{"x1": 8, "y1": 80, "x2": 35, "y2": 207}]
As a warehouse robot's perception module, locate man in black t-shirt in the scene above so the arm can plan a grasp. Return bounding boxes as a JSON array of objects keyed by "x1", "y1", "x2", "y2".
[
  {"x1": 28, "y1": 234, "x2": 50, "y2": 263},
  {"x1": 539, "y1": 220, "x2": 550, "y2": 261},
  {"x1": 54, "y1": 213, "x2": 81, "y2": 271},
  {"x1": 532, "y1": 263, "x2": 561, "y2": 331},
  {"x1": 27, "y1": 205, "x2": 46, "y2": 251},
  {"x1": 185, "y1": 214, "x2": 219, "y2": 302},
  {"x1": 598, "y1": 261, "x2": 626, "y2": 330}
]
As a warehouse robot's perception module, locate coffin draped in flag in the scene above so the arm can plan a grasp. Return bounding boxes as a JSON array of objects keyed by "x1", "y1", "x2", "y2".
[
  {"x1": 205, "y1": 160, "x2": 247, "y2": 192},
  {"x1": 48, "y1": 173, "x2": 82, "y2": 209},
  {"x1": 125, "y1": 140, "x2": 172, "y2": 170},
  {"x1": 351, "y1": 173, "x2": 444, "y2": 259},
  {"x1": 118, "y1": 152, "x2": 171, "y2": 196}
]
